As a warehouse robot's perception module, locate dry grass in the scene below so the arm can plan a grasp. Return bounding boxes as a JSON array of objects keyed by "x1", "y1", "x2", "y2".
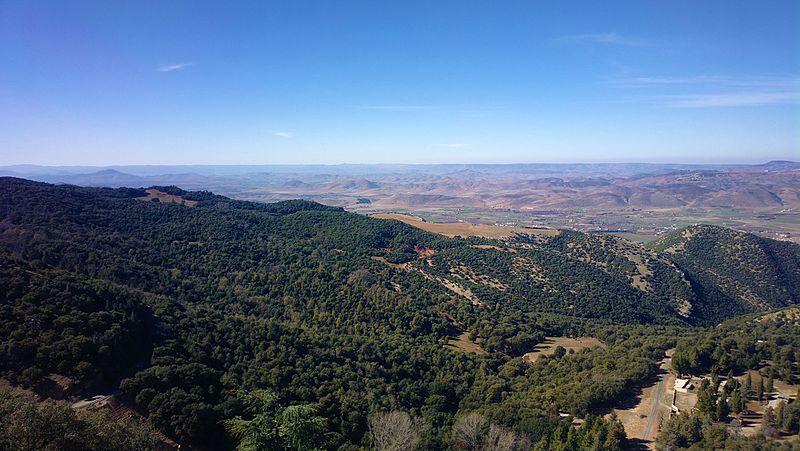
[
  {"x1": 371, "y1": 255, "x2": 484, "y2": 306},
  {"x1": 609, "y1": 349, "x2": 674, "y2": 447},
  {"x1": 757, "y1": 306, "x2": 800, "y2": 323},
  {"x1": 371, "y1": 213, "x2": 558, "y2": 239},
  {"x1": 446, "y1": 332, "x2": 487, "y2": 355},
  {"x1": 136, "y1": 188, "x2": 198, "y2": 206},
  {"x1": 614, "y1": 372, "x2": 674, "y2": 444},
  {"x1": 522, "y1": 336, "x2": 606, "y2": 363}
]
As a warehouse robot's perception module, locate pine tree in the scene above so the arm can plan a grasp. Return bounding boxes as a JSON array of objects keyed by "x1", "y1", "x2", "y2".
[
  {"x1": 776, "y1": 400, "x2": 786, "y2": 431},
  {"x1": 716, "y1": 392, "x2": 730, "y2": 422},
  {"x1": 744, "y1": 373, "x2": 752, "y2": 397},
  {"x1": 697, "y1": 381, "x2": 716, "y2": 419},
  {"x1": 757, "y1": 378, "x2": 764, "y2": 402},
  {"x1": 764, "y1": 406, "x2": 776, "y2": 426},
  {"x1": 762, "y1": 406, "x2": 778, "y2": 438},
  {"x1": 731, "y1": 387, "x2": 743, "y2": 415},
  {"x1": 766, "y1": 371, "x2": 774, "y2": 394},
  {"x1": 604, "y1": 413, "x2": 626, "y2": 450}
]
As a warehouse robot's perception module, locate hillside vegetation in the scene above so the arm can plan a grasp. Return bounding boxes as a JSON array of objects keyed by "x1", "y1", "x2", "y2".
[
  {"x1": 651, "y1": 225, "x2": 800, "y2": 323},
  {"x1": 0, "y1": 177, "x2": 798, "y2": 449}
]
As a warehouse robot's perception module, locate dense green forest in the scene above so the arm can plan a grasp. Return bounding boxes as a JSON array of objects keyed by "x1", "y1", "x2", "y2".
[
  {"x1": 651, "y1": 224, "x2": 800, "y2": 323},
  {"x1": 671, "y1": 309, "x2": 800, "y2": 379},
  {"x1": 1, "y1": 177, "x2": 798, "y2": 449}
]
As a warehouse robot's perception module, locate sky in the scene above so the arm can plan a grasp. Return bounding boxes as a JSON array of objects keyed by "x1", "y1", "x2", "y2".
[{"x1": 1, "y1": 0, "x2": 799, "y2": 165}]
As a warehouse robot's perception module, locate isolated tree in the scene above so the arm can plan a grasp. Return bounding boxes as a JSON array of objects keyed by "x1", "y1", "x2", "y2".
[
  {"x1": 725, "y1": 370, "x2": 735, "y2": 393},
  {"x1": 731, "y1": 387, "x2": 743, "y2": 415},
  {"x1": 783, "y1": 401, "x2": 798, "y2": 433},
  {"x1": 483, "y1": 424, "x2": 529, "y2": 451},
  {"x1": 604, "y1": 413, "x2": 627, "y2": 449},
  {"x1": 762, "y1": 406, "x2": 779, "y2": 439},
  {"x1": 224, "y1": 390, "x2": 280, "y2": 451},
  {"x1": 766, "y1": 371, "x2": 774, "y2": 394},
  {"x1": 279, "y1": 404, "x2": 328, "y2": 450},
  {"x1": 744, "y1": 373, "x2": 752, "y2": 397},
  {"x1": 224, "y1": 390, "x2": 328, "y2": 451},
  {"x1": 451, "y1": 412, "x2": 529, "y2": 451},
  {"x1": 776, "y1": 400, "x2": 786, "y2": 431},
  {"x1": 757, "y1": 378, "x2": 765, "y2": 402},
  {"x1": 696, "y1": 380, "x2": 715, "y2": 419},
  {"x1": 368, "y1": 410, "x2": 423, "y2": 451},
  {"x1": 452, "y1": 412, "x2": 489, "y2": 450},
  {"x1": 715, "y1": 392, "x2": 729, "y2": 422}
]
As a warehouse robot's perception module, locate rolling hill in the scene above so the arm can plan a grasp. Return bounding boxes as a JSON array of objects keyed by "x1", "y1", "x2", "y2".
[
  {"x1": 652, "y1": 225, "x2": 800, "y2": 322},
  {"x1": 1, "y1": 177, "x2": 798, "y2": 448}
]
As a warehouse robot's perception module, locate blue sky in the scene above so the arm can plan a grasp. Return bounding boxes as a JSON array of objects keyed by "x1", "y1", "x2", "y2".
[{"x1": 1, "y1": 0, "x2": 798, "y2": 165}]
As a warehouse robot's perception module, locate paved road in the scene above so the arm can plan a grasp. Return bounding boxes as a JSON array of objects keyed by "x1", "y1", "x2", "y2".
[{"x1": 642, "y1": 358, "x2": 670, "y2": 441}]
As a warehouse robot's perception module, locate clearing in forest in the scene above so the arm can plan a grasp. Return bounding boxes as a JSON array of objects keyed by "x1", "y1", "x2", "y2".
[
  {"x1": 522, "y1": 336, "x2": 606, "y2": 363},
  {"x1": 136, "y1": 188, "x2": 198, "y2": 206},
  {"x1": 446, "y1": 332, "x2": 487, "y2": 355},
  {"x1": 371, "y1": 213, "x2": 558, "y2": 239}
]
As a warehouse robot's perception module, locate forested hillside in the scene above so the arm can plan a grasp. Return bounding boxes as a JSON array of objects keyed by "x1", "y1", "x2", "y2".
[
  {"x1": 652, "y1": 225, "x2": 800, "y2": 323},
  {"x1": 0, "y1": 177, "x2": 798, "y2": 449}
]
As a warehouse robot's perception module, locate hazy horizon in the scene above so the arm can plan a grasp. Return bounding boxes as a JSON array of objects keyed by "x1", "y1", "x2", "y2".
[{"x1": 2, "y1": 159, "x2": 796, "y2": 171}]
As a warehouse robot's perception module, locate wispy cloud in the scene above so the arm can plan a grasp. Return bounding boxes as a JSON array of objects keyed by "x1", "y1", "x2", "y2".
[
  {"x1": 614, "y1": 74, "x2": 800, "y2": 108},
  {"x1": 555, "y1": 32, "x2": 642, "y2": 46},
  {"x1": 272, "y1": 131, "x2": 294, "y2": 138},
  {"x1": 616, "y1": 75, "x2": 800, "y2": 88},
  {"x1": 659, "y1": 92, "x2": 800, "y2": 108},
  {"x1": 157, "y1": 63, "x2": 193, "y2": 72}
]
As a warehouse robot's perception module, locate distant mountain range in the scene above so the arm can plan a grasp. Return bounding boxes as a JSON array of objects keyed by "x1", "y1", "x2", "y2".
[{"x1": 3, "y1": 161, "x2": 797, "y2": 211}]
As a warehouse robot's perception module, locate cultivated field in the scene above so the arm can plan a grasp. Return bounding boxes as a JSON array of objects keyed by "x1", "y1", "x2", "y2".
[
  {"x1": 372, "y1": 213, "x2": 558, "y2": 239},
  {"x1": 522, "y1": 336, "x2": 606, "y2": 363}
]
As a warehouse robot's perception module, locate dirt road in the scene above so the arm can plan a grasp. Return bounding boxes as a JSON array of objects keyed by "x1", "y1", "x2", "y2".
[{"x1": 642, "y1": 357, "x2": 670, "y2": 441}]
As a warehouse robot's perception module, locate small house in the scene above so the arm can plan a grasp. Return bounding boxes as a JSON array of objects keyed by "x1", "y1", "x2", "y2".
[{"x1": 675, "y1": 378, "x2": 694, "y2": 393}]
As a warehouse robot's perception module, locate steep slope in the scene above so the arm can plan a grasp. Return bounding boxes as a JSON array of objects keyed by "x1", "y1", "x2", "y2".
[{"x1": 651, "y1": 225, "x2": 800, "y2": 323}]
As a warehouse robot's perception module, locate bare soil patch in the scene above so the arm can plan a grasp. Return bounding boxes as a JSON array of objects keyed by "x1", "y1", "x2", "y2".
[
  {"x1": 522, "y1": 336, "x2": 606, "y2": 363},
  {"x1": 611, "y1": 352, "x2": 674, "y2": 449},
  {"x1": 136, "y1": 189, "x2": 198, "y2": 206},
  {"x1": 371, "y1": 213, "x2": 558, "y2": 239}
]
